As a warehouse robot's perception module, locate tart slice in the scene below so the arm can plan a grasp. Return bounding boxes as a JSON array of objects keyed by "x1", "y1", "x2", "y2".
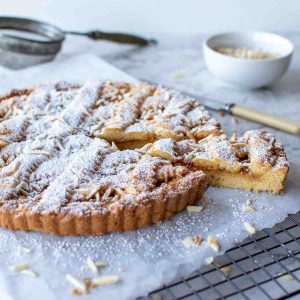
[
  {"x1": 91, "y1": 81, "x2": 222, "y2": 145},
  {"x1": 144, "y1": 130, "x2": 289, "y2": 194}
]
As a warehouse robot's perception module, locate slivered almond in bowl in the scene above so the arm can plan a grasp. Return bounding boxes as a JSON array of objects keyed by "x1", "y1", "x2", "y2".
[{"x1": 0, "y1": 80, "x2": 289, "y2": 235}]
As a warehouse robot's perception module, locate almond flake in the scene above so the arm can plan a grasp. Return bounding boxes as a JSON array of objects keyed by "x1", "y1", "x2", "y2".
[
  {"x1": 66, "y1": 274, "x2": 87, "y2": 293},
  {"x1": 244, "y1": 222, "x2": 256, "y2": 234},
  {"x1": 91, "y1": 275, "x2": 119, "y2": 287},
  {"x1": 207, "y1": 236, "x2": 220, "y2": 252},
  {"x1": 74, "y1": 189, "x2": 90, "y2": 195},
  {"x1": 111, "y1": 142, "x2": 119, "y2": 150},
  {"x1": 86, "y1": 257, "x2": 98, "y2": 274},
  {"x1": 124, "y1": 186, "x2": 137, "y2": 195},
  {"x1": 56, "y1": 140, "x2": 64, "y2": 151},
  {"x1": 230, "y1": 133, "x2": 236, "y2": 143},
  {"x1": 0, "y1": 183, "x2": 12, "y2": 188},
  {"x1": 20, "y1": 269, "x2": 38, "y2": 277},
  {"x1": 186, "y1": 205, "x2": 203, "y2": 213},
  {"x1": 9, "y1": 263, "x2": 29, "y2": 271}
]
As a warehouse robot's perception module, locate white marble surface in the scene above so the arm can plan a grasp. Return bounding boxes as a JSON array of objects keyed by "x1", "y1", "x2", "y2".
[{"x1": 0, "y1": 34, "x2": 299, "y2": 300}]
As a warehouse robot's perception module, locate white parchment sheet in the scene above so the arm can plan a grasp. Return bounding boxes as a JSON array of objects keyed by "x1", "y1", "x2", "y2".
[{"x1": 0, "y1": 54, "x2": 299, "y2": 300}]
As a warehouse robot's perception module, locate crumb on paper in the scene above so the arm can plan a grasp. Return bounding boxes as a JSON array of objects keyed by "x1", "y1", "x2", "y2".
[
  {"x1": 242, "y1": 199, "x2": 256, "y2": 212},
  {"x1": 219, "y1": 111, "x2": 225, "y2": 117},
  {"x1": 279, "y1": 274, "x2": 295, "y2": 280},
  {"x1": 186, "y1": 205, "x2": 203, "y2": 213},
  {"x1": 83, "y1": 277, "x2": 92, "y2": 289},
  {"x1": 220, "y1": 266, "x2": 231, "y2": 276},
  {"x1": 202, "y1": 196, "x2": 209, "y2": 204},
  {"x1": 71, "y1": 288, "x2": 82, "y2": 296},
  {"x1": 66, "y1": 274, "x2": 87, "y2": 294},
  {"x1": 206, "y1": 256, "x2": 214, "y2": 265},
  {"x1": 152, "y1": 293, "x2": 162, "y2": 300},
  {"x1": 244, "y1": 222, "x2": 256, "y2": 234},
  {"x1": 182, "y1": 235, "x2": 204, "y2": 247},
  {"x1": 173, "y1": 71, "x2": 184, "y2": 79},
  {"x1": 207, "y1": 236, "x2": 220, "y2": 252}
]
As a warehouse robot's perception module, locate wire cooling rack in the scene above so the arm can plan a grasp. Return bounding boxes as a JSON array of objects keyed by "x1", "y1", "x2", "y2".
[{"x1": 140, "y1": 212, "x2": 300, "y2": 300}]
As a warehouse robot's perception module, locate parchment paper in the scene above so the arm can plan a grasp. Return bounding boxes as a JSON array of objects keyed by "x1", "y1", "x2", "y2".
[{"x1": 0, "y1": 53, "x2": 299, "y2": 300}]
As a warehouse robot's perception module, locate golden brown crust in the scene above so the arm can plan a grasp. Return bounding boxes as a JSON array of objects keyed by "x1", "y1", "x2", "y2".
[{"x1": 0, "y1": 172, "x2": 206, "y2": 235}]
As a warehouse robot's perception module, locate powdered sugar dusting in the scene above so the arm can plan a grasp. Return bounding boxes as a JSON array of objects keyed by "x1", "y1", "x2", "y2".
[{"x1": 0, "y1": 81, "x2": 210, "y2": 215}]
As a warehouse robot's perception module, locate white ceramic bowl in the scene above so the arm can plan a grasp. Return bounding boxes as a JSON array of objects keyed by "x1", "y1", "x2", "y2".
[{"x1": 203, "y1": 32, "x2": 294, "y2": 89}]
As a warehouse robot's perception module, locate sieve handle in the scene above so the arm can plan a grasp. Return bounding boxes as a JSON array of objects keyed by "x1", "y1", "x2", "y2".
[{"x1": 66, "y1": 30, "x2": 156, "y2": 46}]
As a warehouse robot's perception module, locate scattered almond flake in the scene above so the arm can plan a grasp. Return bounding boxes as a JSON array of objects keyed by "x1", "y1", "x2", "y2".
[
  {"x1": 66, "y1": 274, "x2": 87, "y2": 294},
  {"x1": 124, "y1": 186, "x2": 137, "y2": 195},
  {"x1": 95, "y1": 191, "x2": 100, "y2": 202},
  {"x1": 206, "y1": 256, "x2": 214, "y2": 265},
  {"x1": 220, "y1": 266, "x2": 231, "y2": 275},
  {"x1": 152, "y1": 293, "x2": 162, "y2": 300},
  {"x1": 86, "y1": 257, "x2": 98, "y2": 274},
  {"x1": 244, "y1": 222, "x2": 256, "y2": 234},
  {"x1": 186, "y1": 205, "x2": 203, "y2": 212},
  {"x1": 182, "y1": 235, "x2": 204, "y2": 247},
  {"x1": 9, "y1": 263, "x2": 29, "y2": 271},
  {"x1": 111, "y1": 142, "x2": 119, "y2": 150},
  {"x1": 91, "y1": 275, "x2": 120, "y2": 287},
  {"x1": 56, "y1": 140, "x2": 64, "y2": 151},
  {"x1": 0, "y1": 183, "x2": 12, "y2": 188},
  {"x1": 231, "y1": 116, "x2": 238, "y2": 124},
  {"x1": 25, "y1": 150, "x2": 52, "y2": 158},
  {"x1": 74, "y1": 189, "x2": 90, "y2": 195},
  {"x1": 230, "y1": 133, "x2": 236, "y2": 143},
  {"x1": 279, "y1": 274, "x2": 295, "y2": 280},
  {"x1": 20, "y1": 269, "x2": 38, "y2": 277},
  {"x1": 207, "y1": 236, "x2": 220, "y2": 252},
  {"x1": 86, "y1": 186, "x2": 100, "y2": 200},
  {"x1": 95, "y1": 261, "x2": 107, "y2": 268}
]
